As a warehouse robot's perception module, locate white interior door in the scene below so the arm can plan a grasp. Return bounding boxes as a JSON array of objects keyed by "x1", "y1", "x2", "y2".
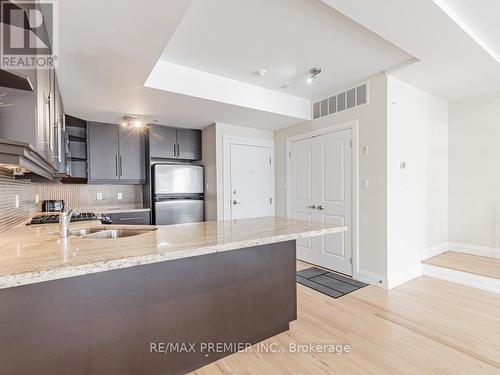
[
  {"x1": 290, "y1": 137, "x2": 318, "y2": 264},
  {"x1": 229, "y1": 143, "x2": 273, "y2": 220},
  {"x1": 316, "y1": 130, "x2": 352, "y2": 275},
  {"x1": 290, "y1": 128, "x2": 353, "y2": 275}
]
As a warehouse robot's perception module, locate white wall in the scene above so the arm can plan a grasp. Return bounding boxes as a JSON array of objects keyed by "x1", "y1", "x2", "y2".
[
  {"x1": 201, "y1": 122, "x2": 274, "y2": 220},
  {"x1": 275, "y1": 73, "x2": 389, "y2": 283},
  {"x1": 386, "y1": 76, "x2": 448, "y2": 287},
  {"x1": 449, "y1": 93, "x2": 500, "y2": 254}
]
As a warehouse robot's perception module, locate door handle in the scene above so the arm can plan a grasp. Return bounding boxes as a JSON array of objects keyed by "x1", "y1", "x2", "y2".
[
  {"x1": 119, "y1": 155, "x2": 123, "y2": 176},
  {"x1": 307, "y1": 205, "x2": 316, "y2": 209},
  {"x1": 232, "y1": 200, "x2": 242, "y2": 205},
  {"x1": 317, "y1": 205, "x2": 324, "y2": 211},
  {"x1": 115, "y1": 155, "x2": 118, "y2": 176}
]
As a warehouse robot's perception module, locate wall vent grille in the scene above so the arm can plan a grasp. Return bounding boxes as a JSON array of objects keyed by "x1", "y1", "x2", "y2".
[{"x1": 312, "y1": 83, "x2": 368, "y2": 120}]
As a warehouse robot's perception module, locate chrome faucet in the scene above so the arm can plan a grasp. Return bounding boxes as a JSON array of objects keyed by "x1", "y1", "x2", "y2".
[{"x1": 59, "y1": 209, "x2": 79, "y2": 238}]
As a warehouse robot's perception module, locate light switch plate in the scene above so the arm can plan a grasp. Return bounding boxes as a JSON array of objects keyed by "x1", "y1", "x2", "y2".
[
  {"x1": 96, "y1": 193, "x2": 103, "y2": 200},
  {"x1": 15, "y1": 194, "x2": 19, "y2": 208},
  {"x1": 117, "y1": 192, "x2": 123, "y2": 200},
  {"x1": 361, "y1": 178, "x2": 370, "y2": 189},
  {"x1": 35, "y1": 194, "x2": 39, "y2": 204},
  {"x1": 362, "y1": 145, "x2": 369, "y2": 155}
]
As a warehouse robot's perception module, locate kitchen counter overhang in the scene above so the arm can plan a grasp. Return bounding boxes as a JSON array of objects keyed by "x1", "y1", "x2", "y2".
[{"x1": 0, "y1": 216, "x2": 347, "y2": 289}]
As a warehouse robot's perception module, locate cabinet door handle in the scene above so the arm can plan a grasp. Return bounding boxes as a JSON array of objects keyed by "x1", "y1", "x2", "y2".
[
  {"x1": 173, "y1": 143, "x2": 176, "y2": 157},
  {"x1": 176, "y1": 143, "x2": 180, "y2": 157},
  {"x1": 57, "y1": 120, "x2": 62, "y2": 162},
  {"x1": 317, "y1": 205, "x2": 324, "y2": 211},
  {"x1": 115, "y1": 155, "x2": 118, "y2": 176},
  {"x1": 47, "y1": 93, "x2": 53, "y2": 152},
  {"x1": 308, "y1": 205, "x2": 316, "y2": 209},
  {"x1": 119, "y1": 155, "x2": 123, "y2": 176}
]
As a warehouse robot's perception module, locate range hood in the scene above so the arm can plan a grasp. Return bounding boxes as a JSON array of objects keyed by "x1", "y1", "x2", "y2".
[
  {"x1": 0, "y1": 139, "x2": 56, "y2": 180},
  {"x1": 0, "y1": 69, "x2": 34, "y2": 91}
]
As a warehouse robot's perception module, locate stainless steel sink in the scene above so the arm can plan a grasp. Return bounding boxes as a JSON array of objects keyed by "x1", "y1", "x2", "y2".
[
  {"x1": 68, "y1": 228, "x2": 106, "y2": 237},
  {"x1": 69, "y1": 228, "x2": 155, "y2": 239}
]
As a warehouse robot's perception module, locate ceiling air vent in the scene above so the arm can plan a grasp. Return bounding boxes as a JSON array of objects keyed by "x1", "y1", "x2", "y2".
[{"x1": 312, "y1": 83, "x2": 368, "y2": 120}]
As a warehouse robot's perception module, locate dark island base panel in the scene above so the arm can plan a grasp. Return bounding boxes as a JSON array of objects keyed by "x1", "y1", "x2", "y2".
[{"x1": 0, "y1": 241, "x2": 297, "y2": 375}]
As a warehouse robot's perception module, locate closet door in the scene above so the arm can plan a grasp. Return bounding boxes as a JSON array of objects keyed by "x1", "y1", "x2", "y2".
[
  {"x1": 315, "y1": 129, "x2": 353, "y2": 275},
  {"x1": 289, "y1": 129, "x2": 353, "y2": 275},
  {"x1": 290, "y1": 137, "x2": 318, "y2": 264}
]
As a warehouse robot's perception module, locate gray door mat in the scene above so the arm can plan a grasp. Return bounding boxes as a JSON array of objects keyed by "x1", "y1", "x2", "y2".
[{"x1": 296, "y1": 267, "x2": 368, "y2": 299}]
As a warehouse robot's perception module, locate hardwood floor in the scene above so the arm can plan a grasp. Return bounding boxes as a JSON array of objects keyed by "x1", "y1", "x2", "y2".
[
  {"x1": 191, "y1": 261, "x2": 500, "y2": 374},
  {"x1": 424, "y1": 251, "x2": 500, "y2": 279}
]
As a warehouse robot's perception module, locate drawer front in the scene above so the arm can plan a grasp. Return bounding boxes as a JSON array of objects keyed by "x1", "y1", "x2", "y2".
[{"x1": 108, "y1": 211, "x2": 150, "y2": 225}]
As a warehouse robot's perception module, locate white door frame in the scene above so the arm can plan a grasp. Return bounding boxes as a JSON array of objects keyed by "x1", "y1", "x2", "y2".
[
  {"x1": 285, "y1": 120, "x2": 359, "y2": 279},
  {"x1": 223, "y1": 135, "x2": 275, "y2": 220}
]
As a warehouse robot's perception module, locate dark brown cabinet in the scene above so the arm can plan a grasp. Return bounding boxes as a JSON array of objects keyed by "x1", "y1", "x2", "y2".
[
  {"x1": 149, "y1": 125, "x2": 201, "y2": 161},
  {"x1": 87, "y1": 122, "x2": 145, "y2": 184},
  {"x1": 107, "y1": 211, "x2": 150, "y2": 225}
]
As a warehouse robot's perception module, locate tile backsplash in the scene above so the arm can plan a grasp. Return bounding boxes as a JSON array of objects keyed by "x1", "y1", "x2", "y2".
[
  {"x1": 0, "y1": 167, "x2": 41, "y2": 235},
  {"x1": 39, "y1": 183, "x2": 143, "y2": 211},
  {"x1": 0, "y1": 166, "x2": 144, "y2": 234}
]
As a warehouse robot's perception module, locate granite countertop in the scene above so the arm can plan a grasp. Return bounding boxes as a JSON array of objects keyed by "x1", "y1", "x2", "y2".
[
  {"x1": 0, "y1": 217, "x2": 347, "y2": 289},
  {"x1": 76, "y1": 207, "x2": 151, "y2": 214}
]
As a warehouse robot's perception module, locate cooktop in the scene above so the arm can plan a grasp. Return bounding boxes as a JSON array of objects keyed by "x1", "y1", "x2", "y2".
[{"x1": 28, "y1": 213, "x2": 99, "y2": 225}]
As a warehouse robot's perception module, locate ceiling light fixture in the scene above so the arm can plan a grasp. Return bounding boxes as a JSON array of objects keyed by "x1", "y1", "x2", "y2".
[
  {"x1": 121, "y1": 116, "x2": 145, "y2": 129},
  {"x1": 432, "y1": 0, "x2": 500, "y2": 63},
  {"x1": 306, "y1": 67, "x2": 322, "y2": 84},
  {"x1": 256, "y1": 68, "x2": 267, "y2": 76}
]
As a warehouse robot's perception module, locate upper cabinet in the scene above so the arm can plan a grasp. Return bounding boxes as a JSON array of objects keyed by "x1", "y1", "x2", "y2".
[
  {"x1": 0, "y1": 64, "x2": 64, "y2": 171},
  {"x1": 119, "y1": 125, "x2": 146, "y2": 181},
  {"x1": 87, "y1": 122, "x2": 145, "y2": 184},
  {"x1": 177, "y1": 128, "x2": 202, "y2": 160},
  {"x1": 149, "y1": 126, "x2": 177, "y2": 159},
  {"x1": 149, "y1": 125, "x2": 201, "y2": 161}
]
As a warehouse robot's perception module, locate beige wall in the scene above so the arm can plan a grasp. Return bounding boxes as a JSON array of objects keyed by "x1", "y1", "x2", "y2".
[
  {"x1": 201, "y1": 122, "x2": 274, "y2": 220},
  {"x1": 201, "y1": 124, "x2": 218, "y2": 220},
  {"x1": 274, "y1": 73, "x2": 388, "y2": 279},
  {"x1": 449, "y1": 92, "x2": 500, "y2": 250},
  {"x1": 387, "y1": 76, "x2": 448, "y2": 285}
]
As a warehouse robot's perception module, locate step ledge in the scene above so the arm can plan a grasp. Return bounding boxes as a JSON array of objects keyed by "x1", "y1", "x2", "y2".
[{"x1": 422, "y1": 263, "x2": 500, "y2": 294}]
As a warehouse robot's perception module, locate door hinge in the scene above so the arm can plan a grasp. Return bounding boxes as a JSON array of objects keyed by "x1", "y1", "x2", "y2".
[
  {"x1": 349, "y1": 140, "x2": 352, "y2": 148},
  {"x1": 269, "y1": 157, "x2": 272, "y2": 165},
  {"x1": 288, "y1": 151, "x2": 291, "y2": 158},
  {"x1": 270, "y1": 197, "x2": 272, "y2": 205},
  {"x1": 350, "y1": 257, "x2": 353, "y2": 264}
]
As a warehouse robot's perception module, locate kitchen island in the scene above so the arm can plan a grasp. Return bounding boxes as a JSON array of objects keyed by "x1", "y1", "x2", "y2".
[{"x1": 0, "y1": 216, "x2": 346, "y2": 375}]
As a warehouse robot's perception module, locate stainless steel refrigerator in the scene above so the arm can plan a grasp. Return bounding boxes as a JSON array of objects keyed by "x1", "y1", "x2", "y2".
[{"x1": 152, "y1": 164, "x2": 204, "y2": 225}]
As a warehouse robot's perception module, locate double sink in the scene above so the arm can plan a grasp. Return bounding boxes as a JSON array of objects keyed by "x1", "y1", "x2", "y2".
[{"x1": 68, "y1": 227, "x2": 156, "y2": 239}]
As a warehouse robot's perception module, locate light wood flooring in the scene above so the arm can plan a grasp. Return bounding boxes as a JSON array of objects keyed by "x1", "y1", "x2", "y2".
[
  {"x1": 192, "y1": 261, "x2": 500, "y2": 374},
  {"x1": 424, "y1": 251, "x2": 500, "y2": 280}
]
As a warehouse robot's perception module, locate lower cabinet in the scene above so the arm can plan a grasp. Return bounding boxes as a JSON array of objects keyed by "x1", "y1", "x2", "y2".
[{"x1": 107, "y1": 211, "x2": 150, "y2": 225}]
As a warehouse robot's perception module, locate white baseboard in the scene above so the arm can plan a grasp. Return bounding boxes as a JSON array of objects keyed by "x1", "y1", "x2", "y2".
[
  {"x1": 422, "y1": 263, "x2": 500, "y2": 293},
  {"x1": 448, "y1": 242, "x2": 500, "y2": 259},
  {"x1": 422, "y1": 242, "x2": 449, "y2": 261},
  {"x1": 387, "y1": 265, "x2": 423, "y2": 289},
  {"x1": 357, "y1": 269, "x2": 388, "y2": 289}
]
